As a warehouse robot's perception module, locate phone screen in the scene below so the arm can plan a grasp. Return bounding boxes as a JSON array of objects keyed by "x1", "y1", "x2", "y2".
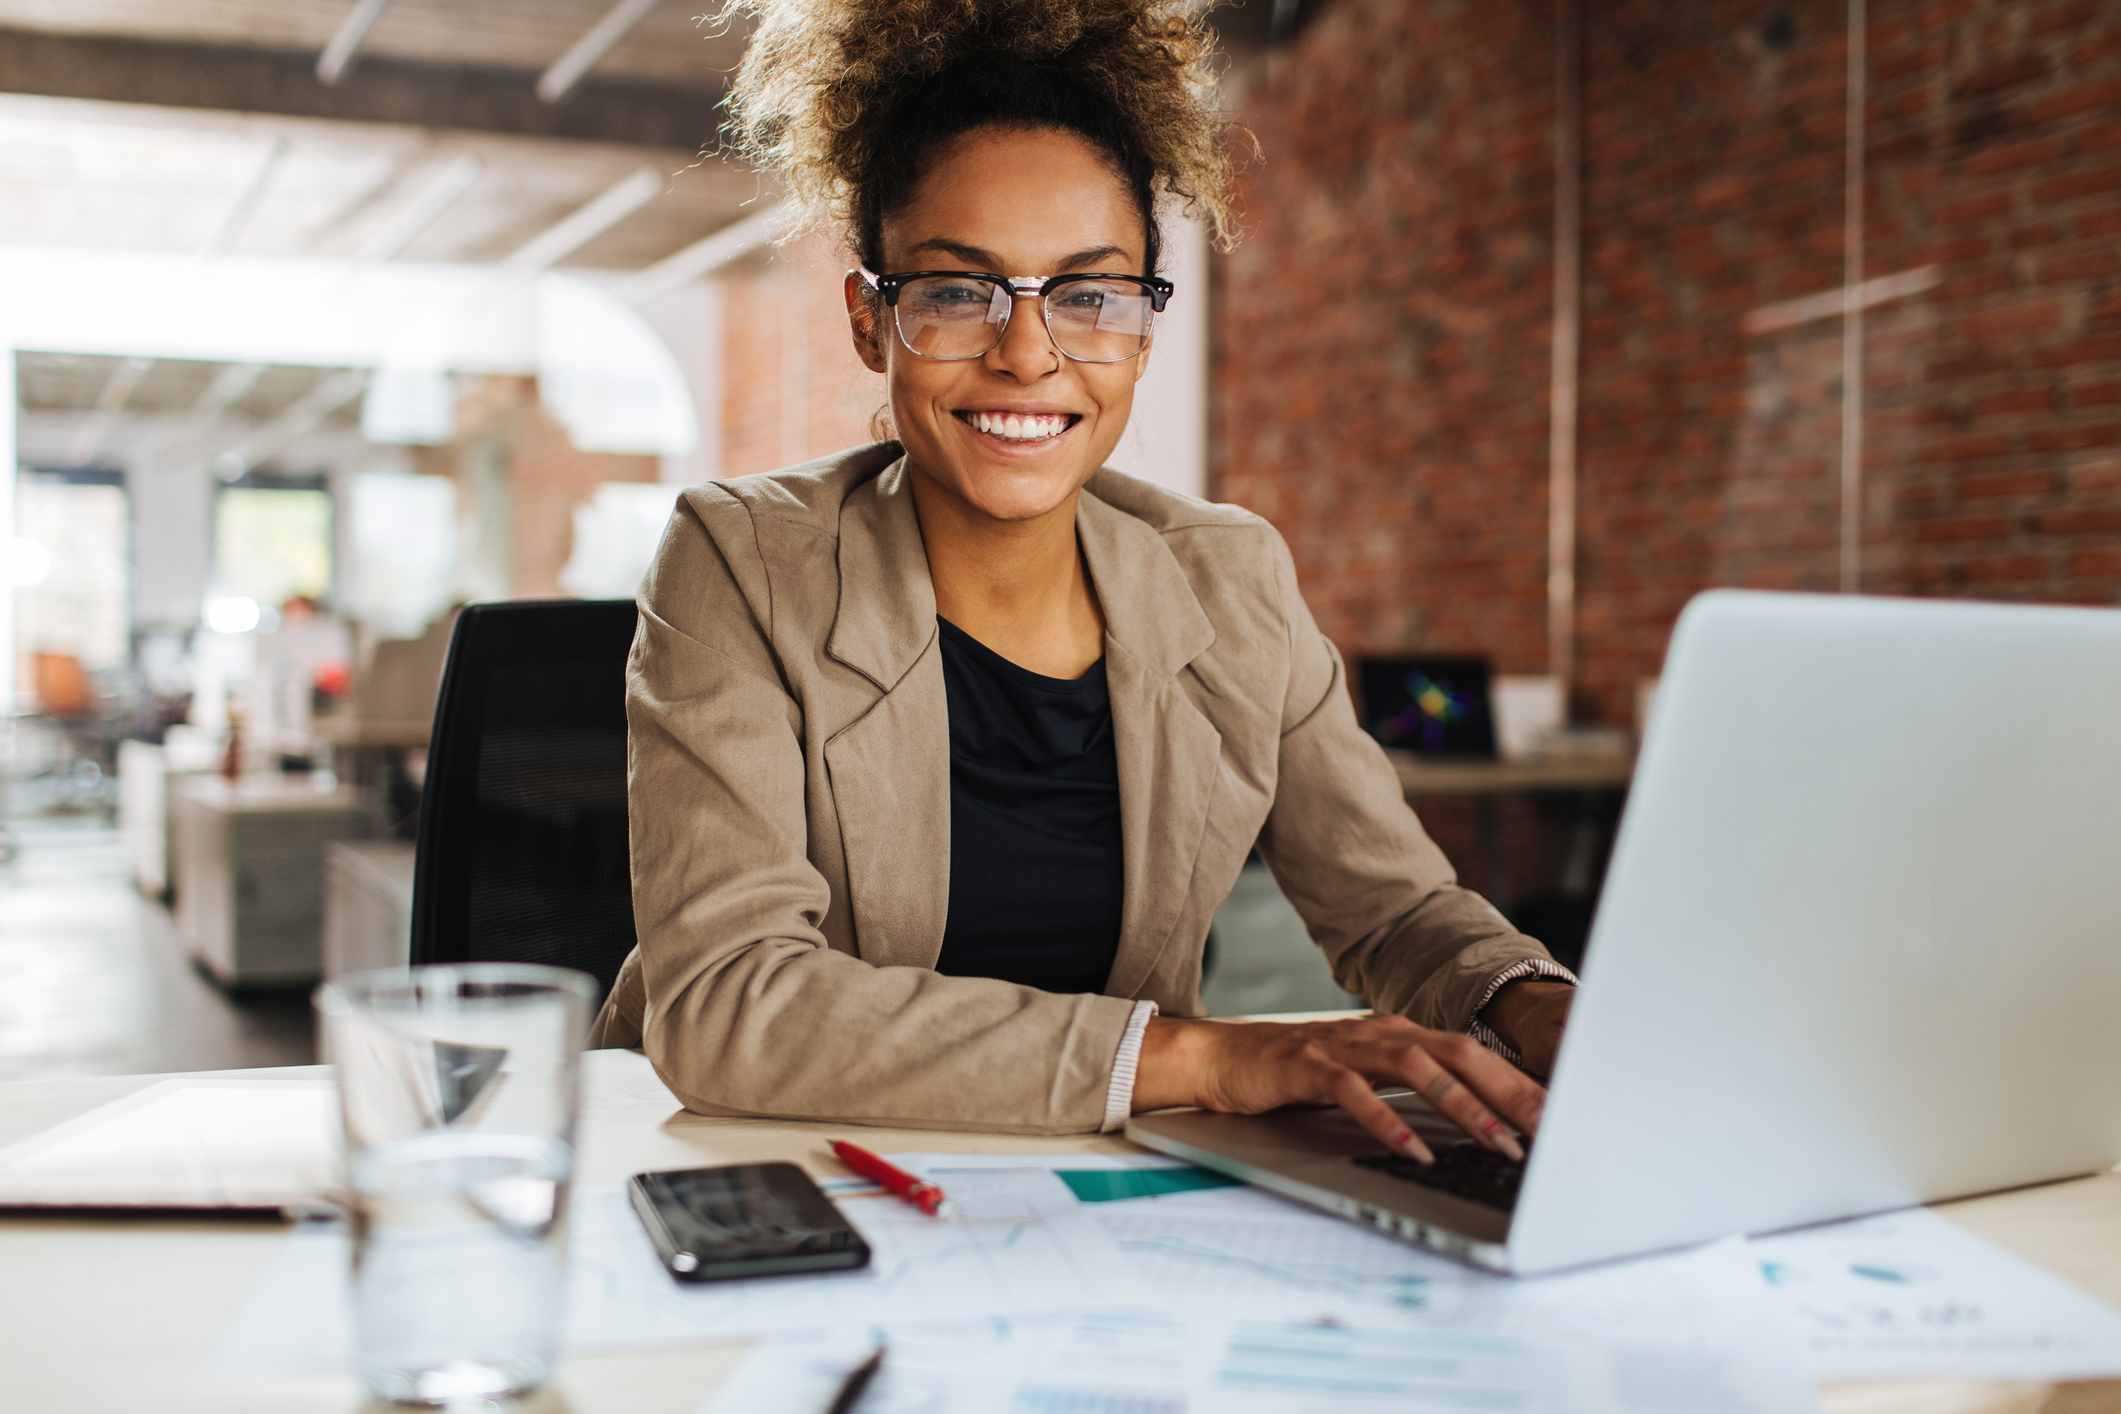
[{"x1": 627, "y1": 1162, "x2": 872, "y2": 1282}]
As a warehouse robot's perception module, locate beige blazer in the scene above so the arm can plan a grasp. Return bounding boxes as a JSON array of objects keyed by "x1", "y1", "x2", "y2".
[{"x1": 592, "y1": 444, "x2": 1558, "y2": 1134}]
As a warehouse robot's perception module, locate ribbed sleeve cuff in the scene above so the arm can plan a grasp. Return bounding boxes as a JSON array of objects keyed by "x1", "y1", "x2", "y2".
[
  {"x1": 1101, "y1": 1000, "x2": 1160, "y2": 1132},
  {"x1": 1466, "y1": 957, "x2": 1580, "y2": 1067}
]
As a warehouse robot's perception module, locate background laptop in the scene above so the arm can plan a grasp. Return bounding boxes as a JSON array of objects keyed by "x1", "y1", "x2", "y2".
[{"x1": 1131, "y1": 589, "x2": 2121, "y2": 1274}]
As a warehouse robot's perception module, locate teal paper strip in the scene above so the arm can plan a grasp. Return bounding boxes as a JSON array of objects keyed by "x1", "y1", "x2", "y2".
[{"x1": 1055, "y1": 1166, "x2": 1241, "y2": 1203}]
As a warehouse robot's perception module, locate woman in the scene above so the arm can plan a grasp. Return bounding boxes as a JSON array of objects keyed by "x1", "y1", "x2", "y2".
[{"x1": 593, "y1": 0, "x2": 1578, "y2": 1162}]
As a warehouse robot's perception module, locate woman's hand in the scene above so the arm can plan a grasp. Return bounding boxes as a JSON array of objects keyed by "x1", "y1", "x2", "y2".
[
  {"x1": 1479, "y1": 979, "x2": 1574, "y2": 1080},
  {"x1": 1132, "y1": 1013, "x2": 1549, "y2": 1164}
]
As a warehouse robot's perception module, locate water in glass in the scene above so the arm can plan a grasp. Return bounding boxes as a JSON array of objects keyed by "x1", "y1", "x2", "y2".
[{"x1": 348, "y1": 1128, "x2": 573, "y2": 1404}]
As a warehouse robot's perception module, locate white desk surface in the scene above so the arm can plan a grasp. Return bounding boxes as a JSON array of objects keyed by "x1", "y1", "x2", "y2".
[{"x1": 1, "y1": 1048, "x2": 2115, "y2": 1414}]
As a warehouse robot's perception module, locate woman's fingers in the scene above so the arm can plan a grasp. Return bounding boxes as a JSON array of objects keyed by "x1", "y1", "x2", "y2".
[
  {"x1": 1326, "y1": 1064, "x2": 1435, "y2": 1163},
  {"x1": 1377, "y1": 1030, "x2": 1547, "y2": 1142},
  {"x1": 1395, "y1": 1043, "x2": 1526, "y2": 1160}
]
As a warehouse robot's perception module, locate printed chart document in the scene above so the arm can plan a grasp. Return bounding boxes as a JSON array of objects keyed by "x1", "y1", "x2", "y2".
[
  {"x1": 214, "y1": 1166, "x2": 1156, "y2": 1371},
  {"x1": 703, "y1": 1154, "x2": 1819, "y2": 1414},
  {"x1": 0, "y1": 1078, "x2": 337, "y2": 1210},
  {"x1": 1750, "y1": 1206, "x2": 2121, "y2": 1382}
]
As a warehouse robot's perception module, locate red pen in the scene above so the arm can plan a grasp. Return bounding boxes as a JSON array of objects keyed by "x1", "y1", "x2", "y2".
[{"x1": 830, "y1": 1140, "x2": 953, "y2": 1217}]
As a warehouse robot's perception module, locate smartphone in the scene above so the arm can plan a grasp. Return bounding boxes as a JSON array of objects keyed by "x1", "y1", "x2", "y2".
[{"x1": 626, "y1": 1162, "x2": 871, "y2": 1283}]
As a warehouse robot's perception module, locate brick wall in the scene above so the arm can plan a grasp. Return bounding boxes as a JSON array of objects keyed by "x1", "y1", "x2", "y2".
[
  {"x1": 507, "y1": 397, "x2": 658, "y2": 599},
  {"x1": 1217, "y1": 0, "x2": 2121, "y2": 727},
  {"x1": 716, "y1": 236, "x2": 886, "y2": 478},
  {"x1": 448, "y1": 376, "x2": 658, "y2": 600},
  {"x1": 1215, "y1": 0, "x2": 1559, "y2": 672}
]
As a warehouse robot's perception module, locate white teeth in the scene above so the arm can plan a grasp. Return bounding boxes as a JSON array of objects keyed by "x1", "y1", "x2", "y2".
[{"x1": 968, "y1": 411, "x2": 1069, "y2": 441}]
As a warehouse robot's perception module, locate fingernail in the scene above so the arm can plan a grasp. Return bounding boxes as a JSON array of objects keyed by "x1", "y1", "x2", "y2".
[
  {"x1": 1482, "y1": 1116, "x2": 1526, "y2": 1162},
  {"x1": 1396, "y1": 1128, "x2": 1434, "y2": 1164}
]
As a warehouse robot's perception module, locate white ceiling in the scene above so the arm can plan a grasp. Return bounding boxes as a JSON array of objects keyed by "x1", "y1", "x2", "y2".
[
  {"x1": 0, "y1": 2, "x2": 773, "y2": 422},
  {"x1": 0, "y1": 0, "x2": 748, "y2": 90},
  {"x1": 0, "y1": 92, "x2": 764, "y2": 267}
]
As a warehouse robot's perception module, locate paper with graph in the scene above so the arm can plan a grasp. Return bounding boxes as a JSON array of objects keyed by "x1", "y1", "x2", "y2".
[
  {"x1": 1749, "y1": 1205, "x2": 2121, "y2": 1381},
  {"x1": 696, "y1": 1153, "x2": 1820, "y2": 1413},
  {"x1": 700, "y1": 1154, "x2": 1819, "y2": 1414}
]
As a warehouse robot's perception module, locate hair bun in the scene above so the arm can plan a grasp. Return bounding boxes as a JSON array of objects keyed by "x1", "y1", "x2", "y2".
[{"x1": 713, "y1": 0, "x2": 1241, "y2": 254}]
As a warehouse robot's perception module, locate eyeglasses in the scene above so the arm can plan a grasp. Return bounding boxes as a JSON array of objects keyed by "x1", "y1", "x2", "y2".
[{"x1": 857, "y1": 268, "x2": 1174, "y2": 364}]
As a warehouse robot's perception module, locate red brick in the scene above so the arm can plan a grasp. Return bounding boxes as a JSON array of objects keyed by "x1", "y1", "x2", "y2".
[
  {"x1": 2023, "y1": 73, "x2": 2121, "y2": 125},
  {"x1": 2034, "y1": 335, "x2": 2121, "y2": 366},
  {"x1": 2030, "y1": 159, "x2": 2121, "y2": 205},
  {"x1": 2067, "y1": 548, "x2": 2121, "y2": 577},
  {"x1": 2033, "y1": 506, "x2": 2121, "y2": 535},
  {"x1": 1911, "y1": 514, "x2": 2017, "y2": 544},
  {"x1": 1960, "y1": 552, "x2": 2054, "y2": 585},
  {"x1": 1962, "y1": 134, "x2": 2073, "y2": 178},
  {"x1": 1923, "y1": 432, "x2": 2018, "y2": 461},
  {"x1": 2036, "y1": 246, "x2": 2121, "y2": 280},
  {"x1": 1954, "y1": 55, "x2": 2051, "y2": 98},
  {"x1": 2030, "y1": 0, "x2": 2101, "y2": 40},
  {"x1": 2029, "y1": 422, "x2": 2121, "y2": 451},
  {"x1": 1972, "y1": 389, "x2": 2059, "y2": 417},
  {"x1": 1965, "y1": 298, "x2": 2071, "y2": 337},
  {"x1": 1959, "y1": 469, "x2": 2060, "y2": 499}
]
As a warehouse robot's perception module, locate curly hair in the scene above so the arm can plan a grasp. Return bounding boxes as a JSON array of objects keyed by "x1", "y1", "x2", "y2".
[{"x1": 712, "y1": 0, "x2": 1241, "y2": 277}]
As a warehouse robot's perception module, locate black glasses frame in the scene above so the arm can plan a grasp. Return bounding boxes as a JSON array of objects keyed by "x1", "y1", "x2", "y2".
[{"x1": 855, "y1": 268, "x2": 1175, "y2": 363}]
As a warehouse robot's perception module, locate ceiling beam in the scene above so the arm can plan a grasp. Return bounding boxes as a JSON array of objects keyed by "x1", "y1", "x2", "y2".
[
  {"x1": 346, "y1": 155, "x2": 484, "y2": 269},
  {"x1": 0, "y1": 28, "x2": 724, "y2": 150},
  {"x1": 317, "y1": 0, "x2": 397, "y2": 86},
  {"x1": 499, "y1": 168, "x2": 662, "y2": 278},
  {"x1": 65, "y1": 355, "x2": 153, "y2": 466},
  {"x1": 226, "y1": 368, "x2": 370, "y2": 474},
  {"x1": 539, "y1": 0, "x2": 663, "y2": 105},
  {"x1": 201, "y1": 137, "x2": 289, "y2": 258},
  {"x1": 620, "y1": 201, "x2": 781, "y2": 302}
]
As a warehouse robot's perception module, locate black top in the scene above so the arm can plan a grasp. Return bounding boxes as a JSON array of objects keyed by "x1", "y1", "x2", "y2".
[{"x1": 933, "y1": 616, "x2": 1125, "y2": 996}]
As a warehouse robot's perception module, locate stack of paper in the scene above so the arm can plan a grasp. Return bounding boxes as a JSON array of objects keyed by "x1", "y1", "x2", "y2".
[{"x1": 0, "y1": 1078, "x2": 337, "y2": 1210}]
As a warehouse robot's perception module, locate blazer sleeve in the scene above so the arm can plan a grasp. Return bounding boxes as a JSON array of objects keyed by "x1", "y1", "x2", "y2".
[
  {"x1": 1251, "y1": 531, "x2": 1563, "y2": 1031},
  {"x1": 617, "y1": 494, "x2": 1139, "y2": 1135}
]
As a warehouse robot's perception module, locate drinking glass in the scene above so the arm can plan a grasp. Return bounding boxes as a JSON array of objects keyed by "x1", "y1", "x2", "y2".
[{"x1": 316, "y1": 963, "x2": 598, "y2": 1406}]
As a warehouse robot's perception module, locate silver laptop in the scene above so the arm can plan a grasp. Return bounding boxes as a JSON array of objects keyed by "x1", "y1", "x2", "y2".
[{"x1": 1130, "y1": 589, "x2": 2121, "y2": 1275}]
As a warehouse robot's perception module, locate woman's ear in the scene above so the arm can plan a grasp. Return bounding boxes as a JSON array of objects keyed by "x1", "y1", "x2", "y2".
[{"x1": 845, "y1": 272, "x2": 889, "y2": 374}]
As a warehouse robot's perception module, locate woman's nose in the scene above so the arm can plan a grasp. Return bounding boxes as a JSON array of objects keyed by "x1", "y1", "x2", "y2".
[{"x1": 985, "y1": 292, "x2": 1061, "y2": 380}]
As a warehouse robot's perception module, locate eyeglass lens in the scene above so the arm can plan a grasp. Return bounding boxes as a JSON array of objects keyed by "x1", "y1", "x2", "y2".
[{"x1": 894, "y1": 277, "x2": 1155, "y2": 363}]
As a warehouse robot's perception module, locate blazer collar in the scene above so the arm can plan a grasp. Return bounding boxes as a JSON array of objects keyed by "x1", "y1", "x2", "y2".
[
  {"x1": 828, "y1": 460, "x2": 1217, "y2": 692},
  {"x1": 1076, "y1": 480, "x2": 1217, "y2": 678},
  {"x1": 827, "y1": 454, "x2": 936, "y2": 693}
]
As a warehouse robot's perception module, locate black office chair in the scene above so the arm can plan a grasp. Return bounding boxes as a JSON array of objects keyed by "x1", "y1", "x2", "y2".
[{"x1": 410, "y1": 600, "x2": 639, "y2": 1001}]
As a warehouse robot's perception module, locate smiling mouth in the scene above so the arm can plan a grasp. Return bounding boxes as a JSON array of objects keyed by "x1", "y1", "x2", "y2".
[{"x1": 955, "y1": 410, "x2": 1081, "y2": 443}]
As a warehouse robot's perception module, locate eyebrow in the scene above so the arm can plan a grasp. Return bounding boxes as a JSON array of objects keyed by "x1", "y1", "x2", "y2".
[{"x1": 905, "y1": 238, "x2": 1136, "y2": 272}]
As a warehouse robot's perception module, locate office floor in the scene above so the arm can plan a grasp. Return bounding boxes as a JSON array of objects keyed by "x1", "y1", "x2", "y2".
[{"x1": 0, "y1": 816, "x2": 315, "y2": 1082}]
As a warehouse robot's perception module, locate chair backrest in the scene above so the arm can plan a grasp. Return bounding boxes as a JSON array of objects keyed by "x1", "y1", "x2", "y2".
[{"x1": 410, "y1": 600, "x2": 639, "y2": 1000}]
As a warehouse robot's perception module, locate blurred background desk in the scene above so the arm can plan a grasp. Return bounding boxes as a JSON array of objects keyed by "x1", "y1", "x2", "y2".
[
  {"x1": 169, "y1": 776, "x2": 375, "y2": 990},
  {"x1": 0, "y1": 1048, "x2": 2113, "y2": 1414},
  {"x1": 1388, "y1": 752, "x2": 1635, "y2": 797}
]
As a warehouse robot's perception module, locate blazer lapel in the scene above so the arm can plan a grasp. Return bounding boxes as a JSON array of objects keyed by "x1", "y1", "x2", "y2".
[
  {"x1": 1078, "y1": 488, "x2": 1223, "y2": 999},
  {"x1": 823, "y1": 458, "x2": 953, "y2": 969}
]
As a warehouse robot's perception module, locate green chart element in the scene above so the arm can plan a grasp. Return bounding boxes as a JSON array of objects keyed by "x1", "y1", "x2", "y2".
[{"x1": 1055, "y1": 1166, "x2": 1241, "y2": 1203}]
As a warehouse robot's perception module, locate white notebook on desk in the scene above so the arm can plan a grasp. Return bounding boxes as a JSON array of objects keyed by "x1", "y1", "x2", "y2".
[{"x1": 0, "y1": 1077, "x2": 337, "y2": 1211}]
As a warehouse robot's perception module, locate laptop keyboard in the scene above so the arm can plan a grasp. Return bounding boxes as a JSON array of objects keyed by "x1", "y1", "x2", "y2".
[{"x1": 1353, "y1": 1145, "x2": 1526, "y2": 1212}]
